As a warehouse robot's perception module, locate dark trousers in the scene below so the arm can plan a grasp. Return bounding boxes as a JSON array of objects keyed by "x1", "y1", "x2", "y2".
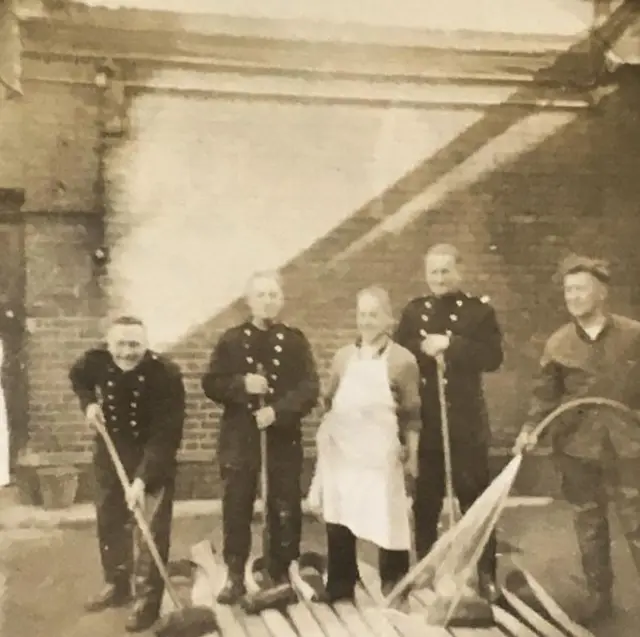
[
  {"x1": 413, "y1": 446, "x2": 496, "y2": 580},
  {"x1": 325, "y1": 523, "x2": 410, "y2": 598},
  {"x1": 557, "y1": 451, "x2": 640, "y2": 595},
  {"x1": 221, "y1": 441, "x2": 302, "y2": 579},
  {"x1": 93, "y1": 447, "x2": 174, "y2": 610}
]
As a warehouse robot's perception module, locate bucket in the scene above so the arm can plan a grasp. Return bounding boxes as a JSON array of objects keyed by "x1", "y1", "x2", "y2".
[{"x1": 36, "y1": 465, "x2": 80, "y2": 510}]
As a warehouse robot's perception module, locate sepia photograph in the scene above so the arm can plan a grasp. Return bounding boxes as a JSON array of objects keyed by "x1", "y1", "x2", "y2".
[{"x1": 1, "y1": 0, "x2": 640, "y2": 636}]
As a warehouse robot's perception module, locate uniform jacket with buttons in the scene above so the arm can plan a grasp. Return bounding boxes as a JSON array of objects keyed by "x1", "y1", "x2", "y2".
[
  {"x1": 394, "y1": 291, "x2": 504, "y2": 451},
  {"x1": 201, "y1": 321, "x2": 320, "y2": 467},
  {"x1": 69, "y1": 348, "x2": 186, "y2": 490},
  {"x1": 523, "y1": 314, "x2": 640, "y2": 459}
]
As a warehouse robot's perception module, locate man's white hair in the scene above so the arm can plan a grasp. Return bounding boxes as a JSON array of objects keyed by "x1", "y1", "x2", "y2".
[
  {"x1": 244, "y1": 269, "x2": 284, "y2": 296},
  {"x1": 357, "y1": 285, "x2": 393, "y2": 320}
]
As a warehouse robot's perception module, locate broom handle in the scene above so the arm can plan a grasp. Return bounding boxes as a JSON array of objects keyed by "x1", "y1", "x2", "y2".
[
  {"x1": 256, "y1": 364, "x2": 271, "y2": 572},
  {"x1": 256, "y1": 364, "x2": 269, "y2": 505},
  {"x1": 436, "y1": 354, "x2": 456, "y2": 530},
  {"x1": 92, "y1": 416, "x2": 184, "y2": 610}
]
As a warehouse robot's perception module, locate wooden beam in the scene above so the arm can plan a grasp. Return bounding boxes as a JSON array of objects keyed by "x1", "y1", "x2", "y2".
[{"x1": 15, "y1": 1, "x2": 593, "y2": 87}]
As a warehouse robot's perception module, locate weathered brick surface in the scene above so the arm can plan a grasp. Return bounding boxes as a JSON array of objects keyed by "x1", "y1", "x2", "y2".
[{"x1": 2, "y1": 59, "x2": 640, "y2": 499}]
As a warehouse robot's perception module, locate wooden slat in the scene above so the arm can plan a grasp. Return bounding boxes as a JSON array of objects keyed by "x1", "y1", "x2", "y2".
[
  {"x1": 190, "y1": 541, "x2": 248, "y2": 637},
  {"x1": 493, "y1": 605, "x2": 539, "y2": 637},
  {"x1": 357, "y1": 560, "x2": 443, "y2": 637},
  {"x1": 285, "y1": 602, "x2": 329, "y2": 637},
  {"x1": 449, "y1": 628, "x2": 504, "y2": 637},
  {"x1": 500, "y1": 588, "x2": 567, "y2": 637},
  {"x1": 333, "y1": 600, "x2": 379, "y2": 637},
  {"x1": 237, "y1": 612, "x2": 273, "y2": 637},
  {"x1": 510, "y1": 567, "x2": 595, "y2": 637},
  {"x1": 353, "y1": 585, "x2": 404, "y2": 637},
  {"x1": 304, "y1": 597, "x2": 353, "y2": 637}
]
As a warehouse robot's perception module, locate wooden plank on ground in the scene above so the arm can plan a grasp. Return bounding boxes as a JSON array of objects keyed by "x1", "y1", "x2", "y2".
[
  {"x1": 285, "y1": 601, "x2": 329, "y2": 637},
  {"x1": 304, "y1": 597, "x2": 353, "y2": 637},
  {"x1": 448, "y1": 628, "x2": 504, "y2": 637},
  {"x1": 500, "y1": 587, "x2": 568, "y2": 637},
  {"x1": 236, "y1": 610, "x2": 273, "y2": 637},
  {"x1": 190, "y1": 541, "x2": 248, "y2": 637},
  {"x1": 353, "y1": 585, "x2": 404, "y2": 637},
  {"x1": 333, "y1": 599, "x2": 379, "y2": 637},
  {"x1": 357, "y1": 560, "x2": 444, "y2": 637},
  {"x1": 493, "y1": 605, "x2": 539, "y2": 637},
  {"x1": 510, "y1": 567, "x2": 595, "y2": 637}
]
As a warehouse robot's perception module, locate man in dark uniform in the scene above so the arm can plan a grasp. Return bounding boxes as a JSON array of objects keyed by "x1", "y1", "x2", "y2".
[
  {"x1": 514, "y1": 255, "x2": 640, "y2": 626},
  {"x1": 202, "y1": 270, "x2": 320, "y2": 604},
  {"x1": 394, "y1": 244, "x2": 504, "y2": 599},
  {"x1": 69, "y1": 315, "x2": 186, "y2": 632}
]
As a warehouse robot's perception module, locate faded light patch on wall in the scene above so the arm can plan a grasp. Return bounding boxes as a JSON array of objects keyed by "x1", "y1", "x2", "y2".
[{"x1": 103, "y1": 93, "x2": 483, "y2": 348}]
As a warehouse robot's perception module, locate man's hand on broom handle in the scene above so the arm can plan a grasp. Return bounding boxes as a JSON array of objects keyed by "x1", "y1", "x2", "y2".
[
  {"x1": 86, "y1": 402, "x2": 145, "y2": 511},
  {"x1": 512, "y1": 428, "x2": 538, "y2": 455},
  {"x1": 85, "y1": 402, "x2": 105, "y2": 428}
]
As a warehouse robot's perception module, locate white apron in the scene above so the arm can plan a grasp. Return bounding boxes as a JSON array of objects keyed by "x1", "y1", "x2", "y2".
[
  {"x1": 0, "y1": 340, "x2": 9, "y2": 488},
  {"x1": 308, "y1": 346, "x2": 411, "y2": 550}
]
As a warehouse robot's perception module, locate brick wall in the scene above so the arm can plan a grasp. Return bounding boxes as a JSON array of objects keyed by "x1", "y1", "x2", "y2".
[{"x1": 3, "y1": 51, "x2": 640, "y2": 498}]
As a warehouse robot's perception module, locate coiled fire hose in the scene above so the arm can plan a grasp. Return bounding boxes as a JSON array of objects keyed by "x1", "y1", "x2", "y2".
[{"x1": 382, "y1": 396, "x2": 640, "y2": 620}]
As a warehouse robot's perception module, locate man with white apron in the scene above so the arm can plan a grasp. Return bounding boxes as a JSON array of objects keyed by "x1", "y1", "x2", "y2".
[{"x1": 308, "y1": 286, "x2": 421, "y2": 603}]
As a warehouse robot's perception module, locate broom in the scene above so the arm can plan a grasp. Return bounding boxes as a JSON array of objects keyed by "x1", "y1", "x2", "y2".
[
  {"x1": 380, "y1": 396, "x2": 638, "y2": 627},
  {"x1": 91, "y1": 416, "x2": 218, "y2": 637}
]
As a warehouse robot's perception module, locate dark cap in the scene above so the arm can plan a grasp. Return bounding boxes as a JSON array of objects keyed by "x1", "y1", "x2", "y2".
[{"x1": 556, "y1": 254, "x2": 611, "y2": 284}]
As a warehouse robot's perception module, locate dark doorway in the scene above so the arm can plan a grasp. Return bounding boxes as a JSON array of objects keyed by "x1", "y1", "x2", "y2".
[{"x1": 0, "y1": 190, "x2": 27, "y2": 471}]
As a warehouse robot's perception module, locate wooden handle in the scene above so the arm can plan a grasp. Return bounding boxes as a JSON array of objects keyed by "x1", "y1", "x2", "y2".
[
  {"x1": 92, "y1": 416, "x2": 184, "y2": 610},
  {"x1": 436, "y1": 355, "x2": 457, "y2": 530},
  {"x1": 529, "y1": 396, "x2": 639, "y2": 443}
]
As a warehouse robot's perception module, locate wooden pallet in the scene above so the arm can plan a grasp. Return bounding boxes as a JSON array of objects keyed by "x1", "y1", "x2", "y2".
[{"x1": 187, "y1": 541, "x2": 585, "y2": 637}]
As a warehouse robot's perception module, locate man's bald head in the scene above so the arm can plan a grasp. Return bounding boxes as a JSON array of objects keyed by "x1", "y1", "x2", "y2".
[{"x1": 424, "y1": 244, "x2": 462, "y2": 296}]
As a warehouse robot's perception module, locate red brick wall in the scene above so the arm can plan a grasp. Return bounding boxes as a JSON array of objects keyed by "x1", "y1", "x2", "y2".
[{"x1": 3, "y1": 64, "x2": 640, "y2": 496}]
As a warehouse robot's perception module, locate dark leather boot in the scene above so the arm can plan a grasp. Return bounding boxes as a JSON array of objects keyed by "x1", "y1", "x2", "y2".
[
  {"x1": 125, "y1": 597, "x2": 161, "y2": 633},
  {"x1": 217, "y1": 570, "x2": 246, "y2": 605},
  {"x1": 84, "y1": 582, "x2": 131, "y2": 612}
]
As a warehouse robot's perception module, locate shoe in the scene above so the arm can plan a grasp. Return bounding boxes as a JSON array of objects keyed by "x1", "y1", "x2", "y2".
[
  {"x1": 316, "y1": 586, "x2": 355, "y2": 605},
  {"x1": 579, "y1": 591, "x2": 613, "y2": 626},
  {"x1": 216, "y1": 571, "x2": 246, "y2": 605},
  {"x1": 124, "y1": 599, "x2": 160, "y2": 633},
  {"x1": 84, "y1": 583, "x2": 131, "y2": 612},
  {"x1": 381, "y1": 581, "x2": 409, "y2": 611}
]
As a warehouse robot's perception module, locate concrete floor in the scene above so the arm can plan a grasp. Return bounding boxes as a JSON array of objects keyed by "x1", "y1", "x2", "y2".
[{"x1": 0, "y1": 501, "x2": 638, "y2": 637}]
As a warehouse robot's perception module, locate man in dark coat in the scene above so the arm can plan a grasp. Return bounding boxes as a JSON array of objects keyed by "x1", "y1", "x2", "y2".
[
  {"x1": 394, "y1": 244, "x2": 504, "y2": 599},
  {"x1": 514, "y1": 255, "x2": 640, "y2": 626},
  {"x1": 69, "y1": 315, "x2": 186, "y2": 633},
  {"x1": 202, "y1": 270, "x2": 320, "y2": 604}
]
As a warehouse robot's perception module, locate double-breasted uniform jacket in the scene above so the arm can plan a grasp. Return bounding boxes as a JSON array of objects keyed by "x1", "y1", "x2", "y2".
[
  {"x1": 394, "y1": 291, "x2": 504, "y2": 453},
  {"x1": 201, "y1": 321, "x2": 320, "y2": 468},
  {"x1": 69, "y1": 347, "x2": 186, "y2": 491}
]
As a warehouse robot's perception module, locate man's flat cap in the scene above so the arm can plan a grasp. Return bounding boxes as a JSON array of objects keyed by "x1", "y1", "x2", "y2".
[{"x1": 557, "y1": 254, "x2": 611, "y2": 283}]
